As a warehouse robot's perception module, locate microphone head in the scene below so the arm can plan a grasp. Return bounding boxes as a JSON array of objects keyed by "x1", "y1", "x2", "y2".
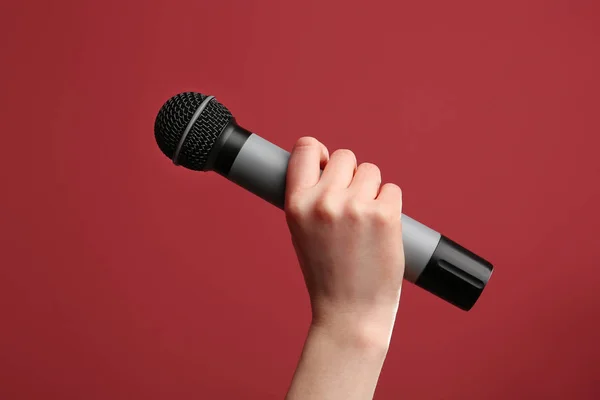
[{"x1": 154, "y1": 92, "x2": 233, "y2": 171}]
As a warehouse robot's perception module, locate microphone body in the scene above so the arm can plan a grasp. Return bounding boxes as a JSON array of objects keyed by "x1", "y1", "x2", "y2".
[{"x1": 204, "y1": 119, "x2": 492, "y2": 311}]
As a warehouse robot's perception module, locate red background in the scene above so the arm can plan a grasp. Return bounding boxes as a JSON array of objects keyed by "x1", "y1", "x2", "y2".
[{"x1": 1, "y1": 0, "x2": 599, "y2": 398}]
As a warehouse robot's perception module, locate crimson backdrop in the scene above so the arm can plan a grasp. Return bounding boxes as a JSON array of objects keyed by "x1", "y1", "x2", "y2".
[{"x1": 1, "y1": 0, "x2": 599, "y2": 399}]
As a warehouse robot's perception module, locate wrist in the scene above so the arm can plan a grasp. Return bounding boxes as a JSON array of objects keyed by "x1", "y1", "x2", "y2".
[
  {"x1": 286, "y1": 311, "x2": 394, "y2": 400},
  {"x1": 309, "y1": 303, "x2": 398, "y2": 355}
]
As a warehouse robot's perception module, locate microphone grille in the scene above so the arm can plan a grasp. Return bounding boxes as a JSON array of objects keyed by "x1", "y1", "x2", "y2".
[{"x1": 154, "y1": 92, "x2": 233, "y2": 171}]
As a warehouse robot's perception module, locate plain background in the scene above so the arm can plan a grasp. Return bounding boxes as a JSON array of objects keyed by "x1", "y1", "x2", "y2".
[{"x1": 1, "y1": 0, "x2": 599, "y2": 398}]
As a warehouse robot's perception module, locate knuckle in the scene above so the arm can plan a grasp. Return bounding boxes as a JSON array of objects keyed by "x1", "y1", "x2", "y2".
[
  {"x1": 387, "y1": 183, "x2": 403, "y2": 198},
  {"x1": 294, "y1": 136, "x2": 321, "y2": 149},
  {"x1": 344, "y1": 199, "x2": 366, "y2": 221},
  {"x1": 285, "y1": 198, "x2": 305, "y2": 219},
  {"x1": 333, "y1": 149, "x2": 356, "y2": 162},
  {"x1": 285, "y1": 197, "x2": 308, "y2": 221},
  {"x1": 359, "y1": 162, "x2": 380, "y2": 175},
  {"x1": 369, "y1": 203, "x2": 402, "y2": 227},
  {"x1": 372, "y1": 207, "x2": 394, "y2": 225},
  {"x1": 313, "y1": 193, "x2": 339, "y2": 222}
]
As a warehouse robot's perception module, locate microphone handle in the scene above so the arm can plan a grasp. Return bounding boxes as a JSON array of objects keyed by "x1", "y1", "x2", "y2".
[{"x1": 205, "y1": 121, "x2": 493, "y2": 310}]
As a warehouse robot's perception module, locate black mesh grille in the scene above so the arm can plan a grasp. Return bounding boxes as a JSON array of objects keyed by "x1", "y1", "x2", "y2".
[{"x1": 154, "y1": 92, "x2": 232, "y2": 171}]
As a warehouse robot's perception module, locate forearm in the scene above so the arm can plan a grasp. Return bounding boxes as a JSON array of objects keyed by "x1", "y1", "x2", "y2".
[
  {"x1": 283, "y1": 137, "x2": 405, "y2": 399},
  {"x1": 285, "y1": 309, "x2": 396, "y2": 400}
]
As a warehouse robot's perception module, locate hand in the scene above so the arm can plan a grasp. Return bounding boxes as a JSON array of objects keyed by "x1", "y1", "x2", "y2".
[
  {"x1": 285, "y1": 136, "x2": 405, "y2": 342},
  {"x1": 284, "y1": 137, "x2": 404, "y2": 400}
]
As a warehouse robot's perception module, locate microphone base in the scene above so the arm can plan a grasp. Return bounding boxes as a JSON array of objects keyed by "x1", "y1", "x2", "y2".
[{"x1": 415, "y1": 235, "x2": 493, "y2": 311}]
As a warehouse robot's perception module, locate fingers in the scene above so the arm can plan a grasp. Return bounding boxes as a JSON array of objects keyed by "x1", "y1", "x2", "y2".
[
  {"x1": 287, "y1": 138, "x2": 401, "y2": 220},
  {"x1": 348, "y1": 163, "x2": 381, "y2": 200},
  {"x1": 318, "y1": 149, "x2": 357, "y2": 189},
  {"x1": 376, "y1": 183, "x2": 403, "y2": 218},
  {"x1": 286, "y1": 137, "x2": 329, "y2": 197}
]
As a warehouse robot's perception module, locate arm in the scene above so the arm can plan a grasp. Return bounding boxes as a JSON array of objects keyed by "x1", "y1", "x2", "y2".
[
  {"x1": 285, "y1": 307, "x2": 396, "y2": 400},
  {"x1": 283, "y1": 137, "x2": 405, "y2": 400}
]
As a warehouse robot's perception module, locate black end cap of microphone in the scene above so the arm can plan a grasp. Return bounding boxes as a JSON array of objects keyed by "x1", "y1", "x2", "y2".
[{"x1": 415, "y1": 236, "x2": 493, "y2": 311}]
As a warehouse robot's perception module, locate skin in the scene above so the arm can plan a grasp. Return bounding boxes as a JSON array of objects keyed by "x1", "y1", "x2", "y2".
[{"x1": 284, "y1": 137, "x2": 405, "y2": 400}]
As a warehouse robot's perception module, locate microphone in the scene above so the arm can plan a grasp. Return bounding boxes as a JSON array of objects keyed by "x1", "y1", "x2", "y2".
[{"x1": 153, "y1": 92, "x2": 493, "y2": 311}]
